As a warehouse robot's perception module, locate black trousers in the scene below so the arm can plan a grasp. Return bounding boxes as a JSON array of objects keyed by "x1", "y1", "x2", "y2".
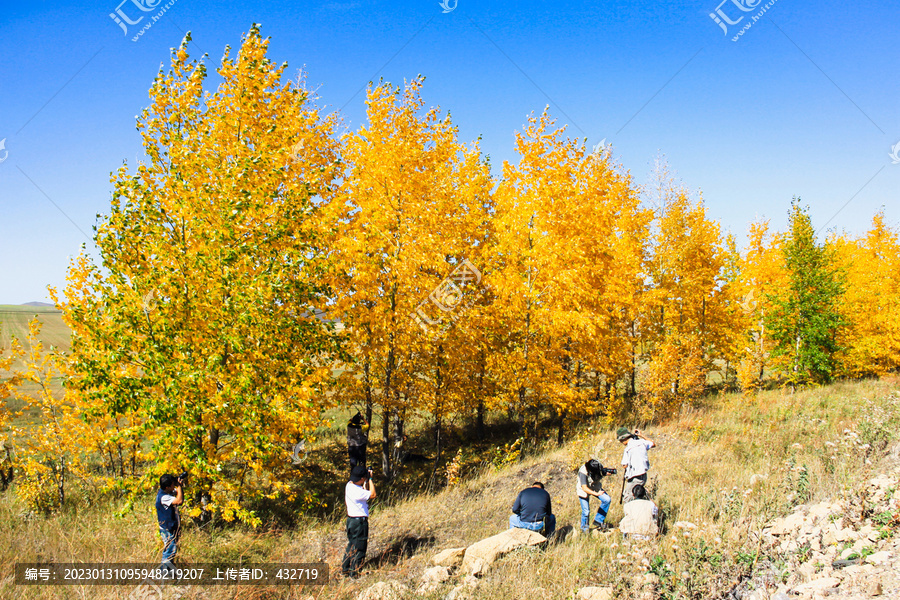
[
  {"x1": 342, "y1": 517, "x2": 368, "y2": 576},
  {"x1": 349, "y1": 444, "x2": 367, "y2": 469}
]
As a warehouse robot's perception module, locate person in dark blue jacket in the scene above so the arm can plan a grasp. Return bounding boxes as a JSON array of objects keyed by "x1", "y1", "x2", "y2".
[
  {"x1": 509, "y1": 481, "x2": 556, "y2": 536},
  {"x1": 156, "y1": 474, "x2": 184, "y2": 573}
]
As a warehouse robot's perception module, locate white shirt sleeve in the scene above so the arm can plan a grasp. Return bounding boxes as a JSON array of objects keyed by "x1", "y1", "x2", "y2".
[{"x1": 160, "y1": 493, "x2": 177, "y2": 507}]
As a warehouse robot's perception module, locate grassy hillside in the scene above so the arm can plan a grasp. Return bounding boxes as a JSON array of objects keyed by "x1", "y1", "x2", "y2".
[
  {"x1": 0, "y1": 304, "x2": 70, "y2": 360},
  {"x1": 0, "y1": 378, "x2": 898, "y2": 599}
]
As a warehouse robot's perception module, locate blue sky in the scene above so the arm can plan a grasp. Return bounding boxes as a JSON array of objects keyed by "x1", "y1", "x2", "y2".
[{"x1": 1, "y1": 0, "x2": 897, "y2": 303}]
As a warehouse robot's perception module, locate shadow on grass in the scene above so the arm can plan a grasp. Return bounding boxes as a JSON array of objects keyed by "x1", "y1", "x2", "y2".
[{"x1": 366, "y1": 533, "x2": 437, "y2": 568}]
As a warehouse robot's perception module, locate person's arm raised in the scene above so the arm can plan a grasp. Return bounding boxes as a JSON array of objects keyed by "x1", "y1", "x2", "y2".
[
  {"x1": 172, "y1": 483, "x2": 184, "y2": 506},
  {"x1": 635, "y1": 429, "x2": 656, "y2": 448},
  {"x1": 366, "y1": 472, "x2": 377, "y2": 500}
]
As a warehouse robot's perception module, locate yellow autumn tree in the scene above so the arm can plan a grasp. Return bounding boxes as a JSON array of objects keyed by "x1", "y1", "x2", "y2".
[
  {"x1": 833, "y1": 212, "x2": 900, "y2": 376},
  {"x1": 8, "y1": 318, "x2": 91, "y2": 512},
  {"x1": 0, "y1": 323, "x2": 21, "y2": 491},
  {"x1": 639, "y1": 188, "x2": 738, "y2": 419},
  {"x1": 321, "y1": 77, "x2": 493, "y2": 477},
  {"x1": 60, "y1": 27, "x2": 343, "y2": 524},
  {"x1": 571, "y1": 145, "x2": 651, "y2": 420},
  {"x1": 735, "y1": 220, "x2": 786, "y2": 391},
  {"x1": 488, "y1": 109, "x2": 648, "y2": 440}
]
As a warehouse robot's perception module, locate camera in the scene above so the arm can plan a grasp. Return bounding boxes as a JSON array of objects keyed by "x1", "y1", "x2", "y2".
[
  {"x1": 586, "y1": 459, "x2": 616, "y2": 478},
  {"x1": 177, "y1": 471, "x2": 189, "y2": 484}
]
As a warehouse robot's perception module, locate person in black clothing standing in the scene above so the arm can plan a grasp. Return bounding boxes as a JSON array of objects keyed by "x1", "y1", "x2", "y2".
[
  {"x1": 347, "y1": 412, "x2": 368, "y2": 469},
  {"x1": 508, "y1": 481, "x2": 556, "y2": 537}
]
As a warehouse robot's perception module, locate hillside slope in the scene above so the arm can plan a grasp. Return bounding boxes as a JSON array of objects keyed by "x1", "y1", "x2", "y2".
[
  {"x1": 0, "y1": 304, "x2": 69, "y2": 358},
  {"x1": 0, "y1": 379, "x2": 898, "y2": 599}
]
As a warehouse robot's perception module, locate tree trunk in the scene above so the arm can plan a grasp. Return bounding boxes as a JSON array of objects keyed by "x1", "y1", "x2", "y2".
[
  {"x1": 557, "y1": 411, "x2": 565, "y2": 446},
  {"x1": 363, "y1": 359, "x2": 373, "y2": 424},
  {"x1": 381, "y1": 406, "x2": 392, "y2": 481},
  {"x1": 476, "y1": 400, "x2": 485, "y2": 441},
  {"x1": 476, "y1": 351, "x2": 486, "y2": 440}
]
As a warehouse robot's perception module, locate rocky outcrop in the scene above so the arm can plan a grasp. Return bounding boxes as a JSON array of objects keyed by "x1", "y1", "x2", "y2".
[
  {"x1": 414, "y1": 566, "x2": 452, "y2": 596},
  {"x1": 460, "y1": 527, "x2": 547, "y2": 576},
  {"x1": 355, "y1": 580, "x2": 409, "y2": 600},
  {"x1": 430, "y1": 547, "x2": 466, "y2": 568},
  {"x1": 735, "y1": 468, "x2": 900, "y2": 600}
]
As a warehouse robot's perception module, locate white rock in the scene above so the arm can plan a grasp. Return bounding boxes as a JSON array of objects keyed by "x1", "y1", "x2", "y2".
[
  {"x1": 868, "y1": 474, "x2": 893, "y2": 491},
  {"x1": 770, "y1": 512, "x2": 806, "y2": 536},
  {"x1": 576, "y1": 587, "x2": 614, "y2": 600},
  {"x1": 461, "y1": 528, "x2": 546, "y2": 576},
  {"x1": 444, "y1": 576, "x2": 478, "y2": 600},
  {"x1": 431, "y1": 547, "x2": 466, "y2": 568},
  {"x1": 865, "y1": 551, "x2": 891, "y2": 565},
  {"x1": 834, "y1": 528, "x2": 857, "y2": 543},
  {"x1": 793, "y1": 577, "x2": 840, "y2": 594},
  {"x1": 421, "y1": 566, "x2": 452, "y2": 584},
  {"x1": 356, "y1": 581, "x2": 409, "y2": 600},
  {"x1": 807, "y1": 502, "x2": 832, "y2": 521}
]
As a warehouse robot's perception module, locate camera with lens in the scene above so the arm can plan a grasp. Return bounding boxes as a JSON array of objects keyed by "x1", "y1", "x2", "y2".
[
  {"x1": 586, "y1": 459, "x2": 617, "y2": 478},
  {"x1": 177, "y1": 471, "x2": 189, "y2": 484}
]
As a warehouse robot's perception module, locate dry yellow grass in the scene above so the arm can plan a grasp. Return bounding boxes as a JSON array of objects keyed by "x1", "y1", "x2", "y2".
[{"x1": 1, "y1": 378, "x2": 898, "y2": 599}]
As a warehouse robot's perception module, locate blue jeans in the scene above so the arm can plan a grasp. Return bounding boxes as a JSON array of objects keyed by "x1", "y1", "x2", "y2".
[
  {"x1": 159, "y1": 527, "x2": 178, "y2": 567},
  {"x1": 509, "y1": 513, "x2": 556, "y2": 537},
  {"x1": 579, "y1": 493, "x2": 611, "y2": 531}
]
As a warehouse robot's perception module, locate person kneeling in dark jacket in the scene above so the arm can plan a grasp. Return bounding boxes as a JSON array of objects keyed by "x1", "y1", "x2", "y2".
[{"x1": 509, "y1": 481, "x2": 556, "y2": 537}]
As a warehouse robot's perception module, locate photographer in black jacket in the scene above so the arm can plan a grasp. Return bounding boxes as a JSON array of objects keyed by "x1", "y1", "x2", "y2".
[{"x1": 347, "y1": 412, "x2": 368, "y2": 469}]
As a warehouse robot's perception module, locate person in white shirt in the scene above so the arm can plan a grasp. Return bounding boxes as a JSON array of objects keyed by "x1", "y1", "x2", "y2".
[
  {"x1": 619, "y1": 484, "x2": 659, "y2": 540},
  {"x1": 618, "y1": 427, "x2": 656, "y2": 503},
  {"x1": 342, "y1": 465, "x2": 376, "y2": 578}
]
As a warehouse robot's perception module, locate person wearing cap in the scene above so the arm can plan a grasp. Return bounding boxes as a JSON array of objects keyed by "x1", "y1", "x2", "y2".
[
  {"x1": 618, "y1": 427, "x2": 656, "y2": 503},
  {"x1": 341, "y1": 465, "x2": 376, "y2": 578},
  {"x1": 347, "y1": 412, "x2": 369, "y2": 469},
  {"x1": 509, "y1": 481, "x2": 556, "y2": 537},
  {"x1": 619, "y1": 484, "x2": 659, "y2": 540},
  {"x1": 576, "y1": 459, "x2": 612, "y2": 532}
]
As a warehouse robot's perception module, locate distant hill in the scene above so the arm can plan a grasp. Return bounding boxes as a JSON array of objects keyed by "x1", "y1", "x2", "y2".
[{"x1": 0, "y1": 305, "x2": 71, "y2": 368}]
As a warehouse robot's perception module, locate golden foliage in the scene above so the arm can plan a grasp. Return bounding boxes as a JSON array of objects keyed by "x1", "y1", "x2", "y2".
[{"x1": 4, "y1": 27, "x2": 898, "y2": 524}]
